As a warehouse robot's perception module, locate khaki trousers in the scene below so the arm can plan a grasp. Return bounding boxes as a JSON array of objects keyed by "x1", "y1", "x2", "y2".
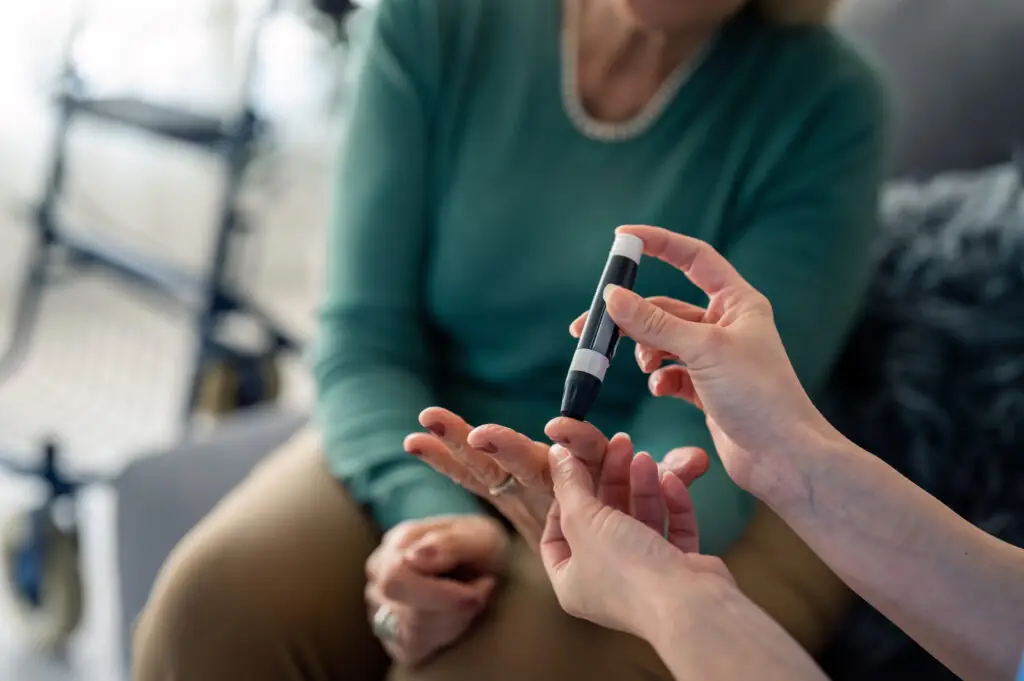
[{"x1": 131, "y1": 430, "x2": 675, "y2": 681}]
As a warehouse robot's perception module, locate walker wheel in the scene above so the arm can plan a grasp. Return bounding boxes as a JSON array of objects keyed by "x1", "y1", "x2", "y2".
[
  {"x1": 196, "y1": 355, "x2": 282, "y2": 416},
  {"x1": 0, "y1": 512, "x2": 83, "y2": 653}
]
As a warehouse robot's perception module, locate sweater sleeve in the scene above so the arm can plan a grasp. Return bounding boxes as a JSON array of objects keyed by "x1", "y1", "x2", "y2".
[
  {"x1": 313, "y1": 0, "x2": 482, "y2": 530},
  {"x1": 627, "y1": 62, "x2": 888, "y2": 556}
]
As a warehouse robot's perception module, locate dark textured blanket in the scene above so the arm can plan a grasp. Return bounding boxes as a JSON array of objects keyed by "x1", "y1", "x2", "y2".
[{"x1": 820, "y1": 159, "x2": 1024, "y2": 680}]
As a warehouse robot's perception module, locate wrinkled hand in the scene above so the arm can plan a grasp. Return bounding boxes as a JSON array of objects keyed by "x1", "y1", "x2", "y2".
[
  {"x1": 404, "y1": 408, "x2": 707, "y2": 550},
  {"x1": 404, "y1": 408, "x2": 555, "y2": 547},
  {"x1": 542, "y1": 442, "x2": 733, "y2": 637},
  {"x1": 570, "y1": 225, "x2": 836, "y2": 496},
  {"x1": 365, "y1": 515, "x2": 506, "y2": 667}
]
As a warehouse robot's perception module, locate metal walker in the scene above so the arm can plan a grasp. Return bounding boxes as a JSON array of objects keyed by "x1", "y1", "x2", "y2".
[{"x1": 0, "y1": 0, "x2": 355, "y2": 650}]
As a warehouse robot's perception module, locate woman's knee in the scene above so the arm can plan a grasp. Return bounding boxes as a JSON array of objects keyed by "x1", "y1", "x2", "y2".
[{"x1": 132, "y1": 431, "x2": 386, "y2": 681}]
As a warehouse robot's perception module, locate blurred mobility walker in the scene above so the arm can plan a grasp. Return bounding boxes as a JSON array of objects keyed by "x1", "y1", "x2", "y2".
[{"x1": 0, "y1": 0, "x2": 355, "y2": 651}]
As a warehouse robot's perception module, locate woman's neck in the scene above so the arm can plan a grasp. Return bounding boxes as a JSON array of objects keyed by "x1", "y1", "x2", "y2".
[{"x1": 574, "y1": 0, "x2": 716, "y2": 123}]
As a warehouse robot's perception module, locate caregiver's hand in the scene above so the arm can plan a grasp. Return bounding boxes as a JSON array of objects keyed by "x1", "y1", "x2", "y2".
[
  {"x1": 545, "y1": 446, "x2": 830, "y2": 681},
  {"x1": 542, "y1": 440, "x2": 726, "y2": 635},
  {"x1": 571, "y1": 225, "x2": 837, "y2": 498},
  {"x1": 365, "y1": 515, "x2": 505, "y2": 667}
]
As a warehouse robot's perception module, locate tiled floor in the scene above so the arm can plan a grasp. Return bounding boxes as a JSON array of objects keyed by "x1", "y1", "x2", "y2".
[{"x1": 0, "y1": 7, "x2": 346, "y2": 679}]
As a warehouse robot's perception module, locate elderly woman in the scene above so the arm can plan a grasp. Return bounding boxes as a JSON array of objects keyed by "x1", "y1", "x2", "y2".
[{"x1": 132, "y1": 0, "x2": 886, "y2": 680}]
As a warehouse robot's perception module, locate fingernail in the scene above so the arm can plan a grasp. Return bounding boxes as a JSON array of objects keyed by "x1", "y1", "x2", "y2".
[
  {"x1": 460, "y1": 597, "x2": 481, "y2": 609},
  {"x1": 550, "y1": 445, "x2": 570, "y2": 462},
  {"x1": 426, "y1": 423, "x2": 446, "y2": 437},
  {"x1": 407, "y1": 448, "x2": 422, "y2": 456},
  {"x1": 478, "y1": 441, "x2": 498, "y2": 453},
  {"x1": 602, "y1": 283, "x2": 618, "y2": 304},
  {"x1": 603, "y1": 284, "x2": 635, "y2": 316}
]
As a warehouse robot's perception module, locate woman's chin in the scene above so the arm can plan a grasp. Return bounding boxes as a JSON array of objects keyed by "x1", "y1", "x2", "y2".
[{"x1": 614, "y1": 0, "x2": 745, "y2": 34}]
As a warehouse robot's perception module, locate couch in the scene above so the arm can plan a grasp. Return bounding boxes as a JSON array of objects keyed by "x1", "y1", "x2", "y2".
[{"x1": 115, "y1": 0, "x2": 1024, "y2": 671}]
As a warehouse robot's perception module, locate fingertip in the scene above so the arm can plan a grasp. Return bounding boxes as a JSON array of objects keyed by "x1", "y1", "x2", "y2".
[
  {"x1": 614, "y1": 224, "x2": 649, "y2": 237},
  {"x1": 544, "y1": 416, "x2": 585, "y2": 444},
  {"x1": 465, "y1": 425, "x2": 487, "y2": 447},
  {"x1": 648, "y1": 371, "x2": 662, "y2": 395},
  {"x1": 609, "y1": 431, "x2": 632, "y2": 446},
  {"x1": 548, "y1": 443, "x2": 569, "y2": 465},
  {"x1": 569, "y1": 313, "x2": 586, "y2": 338},
  {"x1": 630, "y1": 451, "x2": 658, "y2": 479},
  {"x1": 648, "y1": 367, "x2": 679, "y2": 396},
  {"x1": 418, "y1": 406, "x2": 446, "y2": 428},
  {"x1": 404, "y1": 432, "x2": 435, "y2": 456},
  {"x1": 604, "y1": 432, "x2": 634, "y2": 465},
  {"x1": 602, "y1": 282, "x2": 621, "y2": 304}
]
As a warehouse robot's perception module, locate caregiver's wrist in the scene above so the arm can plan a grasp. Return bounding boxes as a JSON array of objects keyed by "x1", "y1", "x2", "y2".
[
  {"x1": 636, "y1": 573, "x2": 741, "y2": 667},
  {"x1": 751, "y1": 421, "x2": 856, "y2": 519},
  {"x1": 631, "y1": 568, "x2": 730, "y2": 646}
]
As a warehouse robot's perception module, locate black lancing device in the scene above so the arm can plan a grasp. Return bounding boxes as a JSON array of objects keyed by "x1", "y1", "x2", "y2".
[{"x1": 560, "y1": 233, "x2": 643, "y2": 420}]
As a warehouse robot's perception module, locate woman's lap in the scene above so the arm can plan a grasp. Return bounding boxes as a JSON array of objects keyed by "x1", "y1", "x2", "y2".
[{"x1": 131, "y1": 430, "x2": 671, "y2": 681}]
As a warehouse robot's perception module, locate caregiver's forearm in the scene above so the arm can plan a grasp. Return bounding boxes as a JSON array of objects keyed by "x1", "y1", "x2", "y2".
[
  {"x1": 638, "y1": 578, "x2": 828, "y2": 681},
  {"x1": 762, "y1": 430, "x2": 1024, "y2": 681}
]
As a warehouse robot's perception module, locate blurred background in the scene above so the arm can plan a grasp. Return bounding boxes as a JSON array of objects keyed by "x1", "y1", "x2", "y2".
[
  {"x1": 0, "y1": 0, "x2": 1021, "y2": 680},
  {"x1": 0, "y1": 0, "x2": 364, "y2": 678}
]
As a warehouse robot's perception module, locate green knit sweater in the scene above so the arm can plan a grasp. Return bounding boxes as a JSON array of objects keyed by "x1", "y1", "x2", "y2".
[{"x1": 314, "y1": 0, "x2": 886, "y2": 556}]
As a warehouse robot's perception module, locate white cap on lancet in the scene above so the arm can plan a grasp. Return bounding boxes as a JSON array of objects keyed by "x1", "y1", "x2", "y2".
[{"x1": 610, "y1": 233, "x2": 644, "y2": 264}]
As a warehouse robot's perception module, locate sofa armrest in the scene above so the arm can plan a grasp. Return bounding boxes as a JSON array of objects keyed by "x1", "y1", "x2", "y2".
[{"x1": 115, "y1": 407, "x2": 307, "y2": 664}]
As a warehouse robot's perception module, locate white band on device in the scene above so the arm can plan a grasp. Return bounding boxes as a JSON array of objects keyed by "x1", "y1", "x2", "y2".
[
  {"x1": 609, "y1": 234, "x2": 644, "y2": 264},
  {"x1": 569, "y1": 348, "x2": 611, "y2": 381}
]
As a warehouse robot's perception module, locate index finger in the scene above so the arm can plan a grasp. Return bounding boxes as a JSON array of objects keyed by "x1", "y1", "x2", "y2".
[{"x1": 615, "y1": 225, "x2": 751, "y2": 298}]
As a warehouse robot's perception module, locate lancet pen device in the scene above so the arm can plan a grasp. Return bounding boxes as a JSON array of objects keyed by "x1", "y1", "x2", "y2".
[{"x1": 560, "y1": 233, "x2": 643, "y2": 420}]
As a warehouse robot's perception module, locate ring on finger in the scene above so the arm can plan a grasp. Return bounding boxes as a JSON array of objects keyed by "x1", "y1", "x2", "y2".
[
  {"x1": 372, "y1": 604, "x2": 400, "y2": 643},
  {"x1": 488, "y1": 473, "x2": 518, "y2": 497}
]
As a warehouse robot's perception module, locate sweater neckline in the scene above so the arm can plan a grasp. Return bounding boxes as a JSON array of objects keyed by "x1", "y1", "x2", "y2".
[{"x1": 560, "y1": 0, "x2": 718, "y2": 143}]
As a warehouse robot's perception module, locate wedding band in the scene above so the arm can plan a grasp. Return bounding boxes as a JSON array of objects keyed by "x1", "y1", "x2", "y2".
[
  {"x1": 488, "y1": 473, "x2": 518, "y2": 497},
  {"x1": 372, "y1": 604, "x2": 400, "y2": 643}
]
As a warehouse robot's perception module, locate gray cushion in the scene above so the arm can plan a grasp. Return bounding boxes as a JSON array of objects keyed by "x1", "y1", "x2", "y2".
[
  {"x1": 115, "y1": 407, "x2": 306, "y2": 663},
  {"x1": 835, "y1": 0, "x2": 1024, "y2": 179}
]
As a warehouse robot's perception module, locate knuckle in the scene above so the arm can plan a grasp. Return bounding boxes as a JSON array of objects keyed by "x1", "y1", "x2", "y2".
[
  {"x1": 640, "y1": 307, "x2": 670, "y2": 338},
  {"x1": 750, "y1": 291, "x2": 773, "y2": 316},
  {"x1": 377, "y1": 566, "x2": 403, "y2": 597},
  {"x1": 704, "y1": 325, "x2": 729, "y2": 351}
]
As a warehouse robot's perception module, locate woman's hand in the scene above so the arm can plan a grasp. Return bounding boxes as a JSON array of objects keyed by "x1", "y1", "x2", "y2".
[
  {"x1": 542, "y1": 441, "x2": 731, "y2": 637},
  {"x1": 404, "y1": 408, "x2": 555, "y2": 546},
  {"x1": 365, "y1": 515, "x2": 506, "y2": 667},
  {"x1": 571, "y1": 224, "x2": 839, "y2": 498},
  {"x1": 404, "y1": 408, "x2": 707, "y2": 549}
]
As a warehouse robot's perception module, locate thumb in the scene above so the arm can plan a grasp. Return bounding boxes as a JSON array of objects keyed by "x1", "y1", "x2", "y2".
[
  {"x1": 603, "y1": 285, "x2": 709, "y2": 366},
  {"x1": 548, "y1": 445, "x2": 601, "y2": 527}
]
